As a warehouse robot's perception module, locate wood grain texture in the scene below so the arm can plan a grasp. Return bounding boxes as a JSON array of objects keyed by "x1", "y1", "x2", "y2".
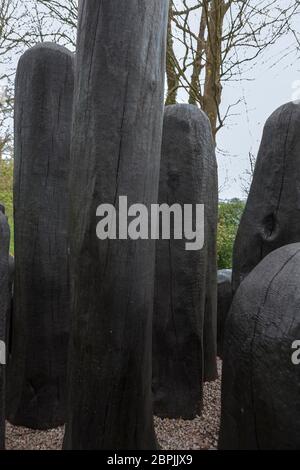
[
  {"x1": 63, "y1": 0, "x2": 168, "y2": 450},
  {"x1": 153, "y1": 104, "x2": 218, "y2": 419},
  {"x1": 232, "y1": 102, "x2": 300, "y2": 293},
  {"x1": 7, "y1": 43, "x2": 74, "y2": 429},
  {"x1": 220, "y1": 243, "x2": 300, "y2": 449},
  {"x1": 0, "y1": 211, "x2": 10, "y2": 449}
]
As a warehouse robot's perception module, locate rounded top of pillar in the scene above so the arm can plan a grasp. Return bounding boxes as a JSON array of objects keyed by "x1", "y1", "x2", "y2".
[
  {"x1": 162, "y1": 104, "x2": 215, "y2": 155},
  {"x1": 265, "y1": 100, "x2": 300, "y2": 129},
  {"x1": 237, "y1": 242, "x2": 300, "y2": 299},
  {"x1": 164, "y1": 103, "x2": 211, "y2": 128},
  {"x1": 17, "y1": 42, "x2": 74, "y2": 70}
]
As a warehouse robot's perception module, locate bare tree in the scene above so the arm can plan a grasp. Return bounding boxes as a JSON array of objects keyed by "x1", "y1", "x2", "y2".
[
  {"x1": 0, "y1": 0, "x2": 28, "y2": 58},
  {"x1": 240, "y1": 151, "x2": 256, "y2": 196},
  {"x1": 168, "y1": 0, "x2": 300, "y2": 138},
  {"x1": 1, "y1": 0, "x2": 300, "y2": 147},
  {"x1": 35, "y1": 0, "x2": 77, "y2": 49},
  {"x1": 0, "y1": 0, "x2": 78, "y2": 157},
  {"x1": 0, "y1": 0, "x2": 28, "y2": 156}
]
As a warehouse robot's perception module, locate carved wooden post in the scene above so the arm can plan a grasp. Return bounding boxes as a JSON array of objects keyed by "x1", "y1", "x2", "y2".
[
  {"x1": 7, "y1": 43, "x2": 74, "y2": 429},
  {"x1": 153, "y1": 104, "x2": 218, "y2": 419},
  {"x1": 220, "y1": 244, "x2": 300, "y2": 449},
  {"x1": 63, "y1": 0, "x2": 168, "y2": 449}
]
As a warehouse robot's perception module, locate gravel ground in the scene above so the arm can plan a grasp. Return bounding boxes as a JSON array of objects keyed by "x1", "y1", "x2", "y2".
[{"x1": 6, "y1": 360, "x2": 222, "y2": 451}]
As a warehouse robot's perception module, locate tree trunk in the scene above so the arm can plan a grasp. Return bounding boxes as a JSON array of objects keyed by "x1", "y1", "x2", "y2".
[
  {"x1": 188, "y1": 6, "x2": 207, "y2": 106},
  {"x1": 166, "y1": 1, "x2": 179, "y2": 105},
  {"x1": 203, "y1": 0, "x2": 226, "y2": 139},
  {"x1": 153, "y1": 104, "x2": 218, "y2": 419},
  {"x1": 63, "y1": 0, "x2": 168, "y2": 450},
  {"x1": 7, "y1": 43, "x2": 74, "y2": 429}
]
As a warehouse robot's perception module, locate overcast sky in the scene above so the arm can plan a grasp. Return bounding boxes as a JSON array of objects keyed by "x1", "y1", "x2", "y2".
[
  {"x1": 172, "y1": 2, "x2": 300, "y2": 201},
  {"x1": 217, "y1": 32, "x2": 299, "y2": 200}
]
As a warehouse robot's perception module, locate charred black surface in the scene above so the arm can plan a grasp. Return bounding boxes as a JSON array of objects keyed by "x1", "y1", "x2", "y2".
[
  {"x1": 6, "y1": 255, "x2": 14, "y2": 361},
  {"x1": 7, "y1": 43, "x2": 74, "y2": 429},
  {"x1": 153, "y1": 104, "x2": 218, "y2": 419},
  {"x1": 63, "y1": 0, "x2": 168, "y2": 450},
  {"x1": 220, "y1": 243, "x2": 300, "y2": 449}
]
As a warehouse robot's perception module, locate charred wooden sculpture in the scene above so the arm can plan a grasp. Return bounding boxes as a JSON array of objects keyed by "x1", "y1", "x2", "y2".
[
  {"x1": 153, "y1": 104, "x2": 218, "y2": 419},
  {"x1": 220, "y1": 243, "x2": 300, "y2": 449},
  {"x1": 63, "y1": 0, "x2": 168, "y2": 450},
  {"x1": 7, "y1": 43, "x2": 74, "y2": 429}
]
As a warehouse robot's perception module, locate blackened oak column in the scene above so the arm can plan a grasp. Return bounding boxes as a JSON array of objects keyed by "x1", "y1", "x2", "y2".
[
  {"x1": 7, "y1": 43, "x2": 74, "y2": 429},
  {"x1": 153, "y1": 104, "x2": 218, "y2": 419},
  {"x1": 64, "y1": 0, "x2": 168, "y2": 450}
]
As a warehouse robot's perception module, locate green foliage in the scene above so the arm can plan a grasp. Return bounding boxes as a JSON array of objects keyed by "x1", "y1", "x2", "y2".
[
  {"x1": 0, "y1": 157, "x2": 14, "y2": 254},
  {"x1": 217, "y1": 198, "x2": 245, "y2": 269}
]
